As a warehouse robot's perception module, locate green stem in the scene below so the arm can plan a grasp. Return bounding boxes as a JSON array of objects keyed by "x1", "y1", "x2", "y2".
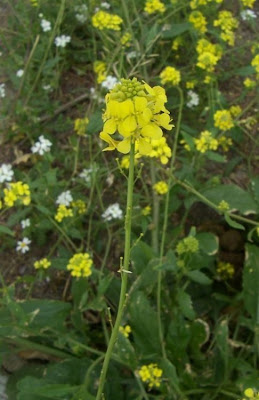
[
  {"x1": 150, "y1": 160, "x2": 159, "y2": 254},
  {"x1": 157, "y1": 87, "x2": 184, "y2": 359},
  {"x1": 95, "y1": 143, "x2": 135, "y2": 400}
]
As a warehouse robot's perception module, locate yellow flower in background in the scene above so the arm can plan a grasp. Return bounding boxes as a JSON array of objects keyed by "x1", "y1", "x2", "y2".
[
  {"x1": 0, "y1": 200, "x2": 2, "y2": 209},
  {"x1": 160, "y1": 66, "x2": 181, "y2": 86},
  {"x1": 92, "y1": 11, "x2": 123, "y2": 31},
  {"x1": 119, "y1": 325, "x2": 132, "y2": 337},
  {"x1": 34, "y1": 258, "x2": 51, "y2": 270},
  {"x1": 153, "y1": 181, "x2": 168, "y2": 195},
  {"x1": 218, "y1": 136, "x2": 232, "y2": 152},
  {"x1": 176, "y1": 236, "x2": 199, "y2": 254},
  {"x1": 144, "y1": 0, "x2": 166, "y2": 14},
  {"x1": 120, "y1": 155, "x2": 130, "y2": 169},
  {"x1": 229, "y1": 105, "x2": 242, "y2": 118},
  {"x1": 120, "y1": 32, "x2": 132, "y2": 47},
  {"x1": 190, "y1": 0, "x2": 223, "y2": 9},
  {"x1": 4, "y1": 182, "x2": 31, "y2": 207},
  {"x1": 186, "y1": 81, "x2": 196, "y2": 89},
  {"x1": 99, "y1": 78, "x2": 173, "y2": 155},
  {"x1": 94, "y1": 61, "x2": 107, "y2": 84},
  {"x1": 244, "y1": 78, "x2": 256, "y2": 89},
  {"x1": 72, "y1": 199, "x2": 87, "y2": 215},
  {"x1": 189, "y1": 11, "x2": 207, "y2": 34},
  {"x1": 30, "y1": 0, "x2": 38, "y2": 6},
  {"x1": 214, "y1": 11, "x2": 238, "y2": 46},
  {"x1": 214, "y1": 109, "x2": 234, "y2": 131},
  {"x1": 195, "y1": 130, "x2": 218, "y2": 153},
  {"x1": 74, "y1": 117, "x2": 89, "y2": 136},
  {"x1": 251, "y1": 54, "x2": 259, "y2": 74},
  {"x1": 218, "y1": 200, "x2": 230, "y2": 212},
  {"x1": 243, "y1": 388, "x2": 259, "y2": 399},
  {"x1": 216, "y1": 261, "x2": 235, "y2": 280},
  {"x1": 241, "y1": 0, "x2": 256, "y2": 7},
  {"x1": 55, "y1": 205, "x2": 73, "y2": 222},
  {"x1": 172, "y1": 37, "x2": 183, "y2": 51},
  {"x1": 142, "y1": 205, "x2": 151, "y2": 216},
  {"x1": 67, "y1": 253, "x2": 93, "y2": 278},
  {"x1": 180, "y1": 139, "x2": 191, "y2": 151},
  {"x1": 138, "y1": 363, "x2": 163, "y2": 389},
  {"x1": 196, "y1": 39, "x2": 222, "y2": 72},
  {"x1": 148, "y1": 137, "x2": 172, "y2": 164}
]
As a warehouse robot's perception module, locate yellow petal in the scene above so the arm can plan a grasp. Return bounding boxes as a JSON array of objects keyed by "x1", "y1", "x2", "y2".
[
  {"x1": 122, "y1": 115, "x2": 137, "y2": 134},
  {"x1": 138, "y1": 138, "x2": 152, "y2": 155},
  {"x1": 134, "y1": 97, "x2": 147, "y2": 111},
  {"x1": 103, "y1": 119, "x2": 117, "y2": 134},
  {"x1": 155, "y1": 113, "x2": 174, "y2": 130},
  {"x1": 117, "y1": 138, "x2": 131, "y2": 154},
  {"x1": 141, "y1": 124, "x2": 163, "y2": 139},
  {"x1": 100, "y1": 131, "x2": 118, "y2": 151},
  {"x1": 120, "y1": 99, "x2": 134, "y2": 118}
]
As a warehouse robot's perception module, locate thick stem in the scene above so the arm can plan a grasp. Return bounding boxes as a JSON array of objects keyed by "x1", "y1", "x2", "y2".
[{"x1": 96, "y1": 143, "x2": 135, "y2": 400}]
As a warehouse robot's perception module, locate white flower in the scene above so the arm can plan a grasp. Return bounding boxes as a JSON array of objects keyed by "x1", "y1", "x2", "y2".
[
  {"x1": 186, "y1": 90, "x2": 199, "y2": 108},
  {"x1": 16, "y1": 237, "x2": 31, "y2": 253},
  {"x1": 56, "y1": 190, "x2": 73, "y2": 206},
  {"x1": 54, "y1": 35, "x2": 71, "y2": 48},
  {"x1": 16, "y1": 69, "x2": 24, "y2": 78},
  {"x1": 0, "y1": 83, "x2": 6, "y2": 98},
  {"x1": 90, "y1": 87, "x2": 104, "y2": 103},
  {"x1": 42, "y1": 84, "x2": 52, "y2": 91},
  {"x1": 41, "y1": 19, "x2": 51, "y2": 32},
  {"x1": 102, "y1": 203, "x2": 123, "y2": 221},
  {"x1": 21, "y1": 219, "x2": 30, "y2": 229},
  {"x1": 31, "y1": 135, "x2": 52, "y2": 155},
  {"x1": 79, "y1": 168, "x2": 93, "y2": 183},
  {"x1": 101, "y1": 75, "x2": 118, "y2": 90},
  {"x1": 240, "y1": 9, "x2": 257, "y2": 20},
  {"x1": 0, "y1": 163, "x2": 14, "y2": 183},
  {"x1": 75, "y1": 4, "x2": 88, "y2": 23},
  {"x1": 127, "y1": 51, "x2": 138, "y2": 60},
  {"x1": 100, "y1": 2, "x2": 110, "y2": 8}
]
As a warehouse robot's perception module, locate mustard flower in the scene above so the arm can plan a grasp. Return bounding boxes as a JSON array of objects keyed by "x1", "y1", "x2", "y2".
[
  {"x1": 214, "y1": 11, "x2": 238, "y2": 46},
  {"x1": 4, "y1": 182, "x2": 31, "y2": 207},
  {"x1": 190, "y1": 0, "x2": 223, "y2": 8},
  {"x1": 241, "y1": 0, "x2": 256, "y2": 7},
  {"x1": 99, "y1": 78, "x2": 173, "y2": 155},
  {"x1": 55, "y1": 205, "x2": 73, "y2": 222},
  {"x1": 196, "y1": 40, "x2": 222, "y2": 72},
  {"x1": 74, "y1": 117, "x2": 89, "y2": 136},
  {"x1": 214, "y1": 109, "x2": 234, "y2": 131},
  {"x1": 138, "y1": 363, "x2": 163, "y2": 389},
  {"x1": 34, "y1": 258, "x2": 51, "y2": 270},
  {"x1": 67, "y1": 253, "x2": 93, "y2": 278},
  {"x1": 172, "y1": 37, "x2": 183, "y2": 51},
  {"x1": 144, "y1": 0, "x2": 165, "y2": 14},
  {"x1": 186, "y1": 81, "x2": 196, "y2": 89},
  {"x1": 160, "y1": 66, "x2": 181, "y2": 86},
  {"x1": 251, "y1": 54, "x2": 259, "y2": 74},
  {"x1": 176, "y1": 236, "x2": 199, "y2": 254},
  {"x1": 72, "y1": 199, "x2": 87, "y2": 215},
  {"x1": 119, "y1": 325, "x2": 132, "y2": 338},
  {"x1": 218, "y1": 136, "x2": 232, "y2": 152},
  {"x1": 148, "y1": 137, "x2": 172, "y2": 164},
  {"x1": 30, "y1": 0, "x2": 38, "y2": 6},
  {"x1": 244, "y1": 78, "x2": 256, "y2": 88},
  {"x1": 92, "y1": 11, "x2": 123, "y2": 31},
  {"x1": 153, "y1": 181, "x2": 168, "y2": 195},
  {"x1": 120, "y1": 32, "x2": 131, "y2": 47},
  {"x1": 229, "y1": 105, "x2": 242, "y2": 118},
  {"x1": 195, "y1": 130, "x2": 218, "y2": 153},
  {"x1": 142, "y1": 205, "x2": 151, "y2": 216},
  {"x1": 120, "y1": 155, "x2": 130, "y2": 169},
  {"x1": 189, "y1": 11, "x2": 207, "y2": 34},
  {"x1": 94, "y1": 61, "x2": 107, "y2": 84},
  {"x1": 180, "y1": 139, "x2": 191, "y2": 151},
  {"x1": 216, "y1": 261, "x2": 235, "y2": 280}
]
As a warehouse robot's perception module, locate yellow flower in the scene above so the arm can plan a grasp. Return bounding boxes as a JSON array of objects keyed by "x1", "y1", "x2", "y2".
[
  {"x1": 214, "y1": 109, "x2": 234, "y2": 131},
  {"x1": 160, "y1": 66, "x2": 181, "y2": 86},
  {"x1": 74, "y1": 117, "x2": 89, "y2": 136},
  {"x1": 153, "y1": 181, "x2": 168, "y2": 195},
  {"x1": 244, "y1": 78, "x2": 256, "y2": 89},
  {"x1": 0, "y1": 200, "x2": 2, "y2": 209},
  {"x1": 195, "y1": 130, "x2": 218, "y2": 153},
  {"x1": 214, "y1": 11, "x2": 238, "y2": 46},
  {"x1": 241, "y1": 0, "x2": 256, "y2": 7},
  {"x1": 216, "y1": 261, "x2": 235, "y2": 280},
  {"x1": 144, "y1": 0, "x2": 165, "y2": 14},
  {"x1": 176, "y1": 236, "x2": 199, "y2": 254},
  {"x1": 120, "y1": 32, "x2": 131, "y2": 47},
  {"x1": 186, "y1": 81, "x2": 196, "y2": 89},
  {"x1": 30, "y1": 0, "x2": 38, "y2": 6},
  {"x1": 190, "y1": 0, "x2": 223, "y2": 9},
  {"x1": 34, "y1": 258, "x2": 51, "y2": 270},
  {"x1": 218, "y1": 136, "x2": 232, "y2": 152},
  {"x1": 92, "y1": 11, "x2": 123, "y2": 31},
  {"x1": 218, "y1": 200, "x2": 230, "y2": 212},
  {"x1": 99, "y1": 78, "x2": 173, "y2": 155},
  {"x1": 172, "y1": 37, "x2": 183, "y2": 51},
  {"x1": 67, "y1": 253, "x2": 93, "y2": 278},
  {"x1": 148, "y1": 137, "x2": 171, "y2": 164},
  {"x1": 119, "y1": 325, "x2": 132, "y2": 337},
  {"x1": 142, "y1": 205, "x2": 151, "y2": 216},
  {"x1": 229, "y1": 105, "x2": 241, "y2": 118},
  {"x1": 189, "y1": 11, "x2": 207, "y2": 34},
  {"x1": 120, "y1": 155, "x2": 130, "y2": 169},
  {"x1": 180, "y1": 139, "x2": 191, "y2": 151},
  {"x1": 197, "y1": 52, "x2": 220, "y2": 72},
  {"x1": 94, "y1": 61, "x2": 107, "y2": 84},
  {"x1": 138, "y1": 363, "x2": 163, "y2": 389},
  {"x1": 251, "y1": 54, "x2": 259, "y2": 74},
  {"x1": 55, "y1": 205, "x2": 73, "y2": 222},
  {"x1": 4, "y1": 182, "x2": 31, "y2": 207},
  {"x1": 72, "y1": 199, "x2": 87, "y2": 215}
]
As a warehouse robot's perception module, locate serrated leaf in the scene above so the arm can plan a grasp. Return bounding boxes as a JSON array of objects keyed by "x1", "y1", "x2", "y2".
[
  {"x1": 224, "y1": 213, "x2": 245, "y2": 230},
  {"x1": 187, "y1": 270, "x2": 212, "y2": 285},
  {"x1": 176, "y1": 290, "x2": 195, "y2": 320}
]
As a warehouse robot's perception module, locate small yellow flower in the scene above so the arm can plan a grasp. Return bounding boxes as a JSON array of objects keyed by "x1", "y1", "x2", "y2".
[
  {"x1": 214, "y1": 11, "x2": 238, "y2": 46},
  {"x1": 148, "y1": 137, "x2": 172, "y2": 164},
  {"x1": 218, "y1": 136, "x2": 232, "y2": 152},
  {"x1": 251, "y1": 54, "x2": 259, "y2": 74},
  {"x1": 142, "y1": 205, "x2": 151, "y2": 216},
  {"x1": 74, "y1": 117, "x2": 89, "y2": 136},
  {"x1": 176, "y1": 236, "x2": 199, "y2": 255},
  {"x1": 241, "y1": 0, "x2": 256, "y2": 8},
  {"x1": 216, "y1": 261, "x2": 235, "y2": 280},
  {"x1": 92, "y1": 11, "x2": 123, "y2": 31},
  {"x1": 94, "y1": 61, "x2": 107, "y2": 84},
  {"x1": 144, "y1": 0, "x2": 165, "y2": 14},
  {"x1": 186, "y1": 81, "x2": 196, "y2": 89},
  {"x1": 218, "y1": 200, "x2": 230, "y2": 212},
  {"x1": 189, "y1": 11, "x2": 207, "y2": 34},
  {"x1": 138, "y1": 363, "x2": 163, "y2": 389},
  {"x1": 67, "y1": 253, "x2": 93, "y2": 278},
  {"x1": 120, "y1": 155, "x2": 130, "y2": 169},
  {"x1": 214, "y1": 110, "x2": 234, "y2": 131},
  {"x1": 244, "y1": 78, "x2": 256, "y2": 89},
  {"x1": 55, "y1": 205, "x2": 73, "y2": 222},
  {"x1": 160, "y1": 66, "x2": 181, "y2": 86},
  {"x1": 172, "y1": 37, "x2": 183, "y2": 51},
  {"x1": 195, "y1": 130, "x2": 218, "y2": 153},
  {"x1": 153, "y1": 181, "x2": 168, "y2": 195},
  {"x1": 34, "y1": 258, "x2": 51, "y2": 270},
  {"x1": 229, "y1": 105, "x2": 241, "y2": 118},
  {"x1": 4, "y1": 182, "x2": 31, "y2": 207},
  {"x1": 180, "y1": 139, "x2": 191, "y2": 151},
  {"x1": 119, "y1": 325, "x2": 132, "y2": 338},
  {"x1": 72, "y1": 199, "x2": 87, "y2": 215},
  {"x1": 120, "y1": 32, "x2": 131, "y2": 47}
]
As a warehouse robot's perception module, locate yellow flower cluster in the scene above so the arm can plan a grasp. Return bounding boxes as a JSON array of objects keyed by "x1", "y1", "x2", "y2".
[
  {"x1": 214, "y1": 109, "x2": 234, "y2": 131},
  {"x1": 148, "y1": 137, "x2": 172, "y2": 164},
  {"x1": 172, "y1": 37, "x2": 183, "y2": 51},
  {"x1": 4, "y1": 182, "x2": 31, "y2": 207},
  {"x1": 218, "y1": 200, "x2": 230, "y2": 212},
  {"x1": 138, "y1": 363, "x2": 163, "y2": 389},
  {"x1": 180, "y1": 139, "x2": 191, "y2": 151},
  {"x1": 99, "y1": 78, "x2": 173, "y2": 155},
  {"x1": 144, "y1": 0, "x2": 165, "y2": 14},
  {"x1": 176, "y1": 236, "x2": 199, "y2": 254},
  {"x1": 30, "y1": 0, "x2": 38, "y2": 6},
  {"x1": 214, "y1": 11, "x2": 238, "y2": 46},
  {"x1": 34, "y1": 258, "x2": 51, "y2": 270},
  {"x1": 251, "y1": 54, "x2": 259, "y2": 76},
  {"x1": 67, "y1": 253, "x2": 93, "y2": 278},
  {"x1": 189, "y1": 11, "x2": 207, "y2": 34},
  {"x1": 92, "y1": 11, "x2": 123, "y2": 31},
  {"x1": 190, "y1": 0, "x2": 223, "y2": 9},
  {"x1": 55, "y1": 205, "x2": 73, "y2": 222},
  {"x1": 242, "y1": 388, "x2": 259, "y2": 399},
  {"x1": 160, "y1": 66, "x2": 181, "y2": 86},
  {"x1": 229, "y1": 105, "x2": 242, "y2": 118},
  {"x1": 142, "y1": 205, "x2": 151, "y2": 215},
  {"x1": 241, "y1": 0, "x2": 256, "y2": 7},
  {"x1": 244, "y1": 78, "x2": 256, "y2": 89},
  {"x1": 94, "y1": 61, "x2": 107, "y2": 84},
  {"x1": 74, "y1": 117, "x2": 89, "y2": 136},
  {"x1": 153, "y1": 181, "x2": 168, "y2": 195},
  {"x1": 196, "y1": 39, "x2": 222, "y2": 72},
  {"x1": 72, "y1": 199, "x2": 87, "y2": 215},
  {"x1": 218, "y1": 136, "x2": 233, "y2": 152},
  {"x1": 119, "y1": 325, "x2": 132, "y2": 338},
  {"x1": 195, "y1": 130, "x2": 218, "y2": 153},
  {"x1": 186, "y1": 81, "x2": 196, "y2": 89},
  {"x1": 216, "y1": 261, "x2": 235, "y2": 280},
  {"x1": 120, "y1": 32, "x2": 131, "y2": 47}
]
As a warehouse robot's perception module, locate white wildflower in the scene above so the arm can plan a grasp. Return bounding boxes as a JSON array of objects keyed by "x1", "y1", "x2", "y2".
[
  {"x1": 90, "y1": 87, "x2": 104, "y2": 103},
  {"x1": 102, "y1": 203, "x2": 123, "y2": 221},
  {"x1": 16, "y1": 69, "x2": 24, "y2": 78},
  {"x1": 56, "y1": 190, "x2": 73, "y2": 207},
  {"x1": 31, "y1": 135, "x2": 52, "y2": 155},
  {"x1": 21, "y1": 219, "x2": 30, "y2": 229},
  {"x1": 0, "y1": 164, "x2": 14, "y2": 183},
  {"x1": 240, "y1": 9, "x2": 257, "y2": 20},
  {"x1": 127, "y1": 51, "x2": 139, "y2": 60},
  {"x1": 186, "y1": 90, "x2": 199, "y2": 108},
  {"x1": 100, "y1": 2, "x2": 110, "y2": 8},
  {"x1": 16, "y1": 237, "x2": 31, "y2": 253},
  {"x1": 41, "y1": 18, "x2": 51, "y2": 32},
  {"x1": 75, "y1": 4, "x2": 88, "y2": 23},
  {"x1": 42, "y1": 84, "x2": 52, "y2": 91},
  {"x1": 0, "y1": 83, "x2": 6, "y2": 98},
  {"x1": 54, "y1": 35, "x2": 71, "y2": 48},
  {"x1": 79, "y1": 168, "x2": 93, "y2": 183},
  {"x1": 101, "y1": 75, "x2": 118, "y2": 90}
]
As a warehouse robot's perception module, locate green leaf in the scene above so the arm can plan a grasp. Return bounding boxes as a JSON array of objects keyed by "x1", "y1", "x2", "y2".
[
  {"x1": 243, "y1": 244, "x2": 259, "y2": 324},
  {"x1": 176, "y1": 290, "x2": 195, "y2": 320},
  {"x1": 87, "y1": 111, "x2": 103, "y2": 135},
  {"x1": 17, "y1": 377, "x2": 78, "y2": 399},
  {"x1": 206, "y1": 151, "x2": 226, "y2": 163},
  {"x1": 162, "y1": 22, "x2": 190, "y2": 39},
  {"x1": 0, "y1": 225, "x2": 14, "y2": 237},
  {"x1": 114, "y1": 332, "x2": 137, "y2": 369},
  {"x1": 187, "y1": 270, "x2": 212, "y2": 285},
  {"x1": 224, "y1": 213, "x2": 245, "y2": 230},
  {"x1": 131, "y1": 241, "x2": 155, "y2": 274},
  {"x1": 196, "y1": 232, "x2": 218, "y2": 255},
  {"x1": 160, "y1": 359, "x2": 180, "y2": 393}
]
